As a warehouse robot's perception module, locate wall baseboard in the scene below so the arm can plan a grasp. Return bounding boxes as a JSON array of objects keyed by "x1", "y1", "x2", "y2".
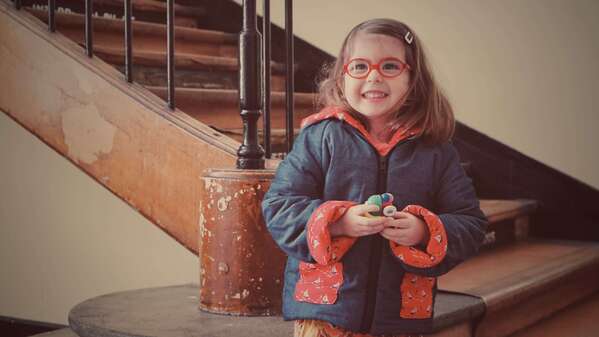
[{"x1": 0, "y1": 316, "x2": 67, "y2": 337}]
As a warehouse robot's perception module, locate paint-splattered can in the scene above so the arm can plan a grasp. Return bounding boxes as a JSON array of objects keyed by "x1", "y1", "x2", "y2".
[{"x1": 199, "y1": 168, "x2": 285, "y2": 316}]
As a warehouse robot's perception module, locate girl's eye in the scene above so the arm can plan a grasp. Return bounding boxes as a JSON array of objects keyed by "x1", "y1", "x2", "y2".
[
  {"x1": 351, "y1": 62, "x2": 369, "y2": 72},
  {"x1": 381, "y1": 61, "x2": 403, "y2": 75},
  {"x1": 382, "y1": 62, "x2": 401, "y2": 70}
]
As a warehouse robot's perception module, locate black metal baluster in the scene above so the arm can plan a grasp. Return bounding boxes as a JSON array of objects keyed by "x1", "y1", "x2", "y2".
[
  {"x1": 263, "y1": 0, "x2": 271, "y2": 159},
  {"x1": 125, "y1": 0, "x2": 133, "y2": 82},
  {"x1": 85, "y1": 0, "x2": 93, "y2": 57},
  {"x1": 48, "y1": 0, "x2": 55, "y2": 32},
  {"x1": 167, "y1": 0, "x2": 175, "y2": 109},
  {"x1": 237, "y1": 0, "x2": 264, "y2": 169},
  {"x1": 285, "y1": 0, "x2": 294, "y2": 152},
  {"x1": 15, "y1": 0, "x2": 21, "y2": 10}
]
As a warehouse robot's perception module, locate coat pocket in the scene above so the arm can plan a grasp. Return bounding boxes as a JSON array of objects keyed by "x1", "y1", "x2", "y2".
[
  {"x1": 400, "y1": 272, "x2": 435, "y2": 319},
  {"x1": 294, "y1": 261, "x2": 343, "y2": 305}
]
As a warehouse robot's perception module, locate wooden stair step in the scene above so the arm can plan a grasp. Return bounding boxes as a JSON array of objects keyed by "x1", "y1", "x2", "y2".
[
  {"x1": 479, "y1": 199, "x2": 538, "y2": 248},
  {"x1": 509, "y1": 290, "x2": 599, "y2": 337},
  {"x1": 24, "y1": 0, "x2": 206, "y2": 27},
  {"x1": 438, "y1": 239, "x2": 599, "y2": 337},
  {"x1": 26, "y1": 8, "x2": 237, "y2": 57},
  {"x1": 479, "y1": 199, "x2": 538, "y2": 223},
  {"x1": 147, "y1": 87, "x2": 317, "y2": 129},
  {"x1": 92, "y1": 45, "x2": 286, "y2": 90}
]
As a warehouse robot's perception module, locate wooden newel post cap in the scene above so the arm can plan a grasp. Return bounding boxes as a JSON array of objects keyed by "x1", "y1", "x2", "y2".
[{"x1": 199, "y1": 168, "x2": 285, "y2": 316}]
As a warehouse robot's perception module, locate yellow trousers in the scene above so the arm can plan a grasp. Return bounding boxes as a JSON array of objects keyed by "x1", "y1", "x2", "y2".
[{"x1": 294, "y1": 320, "x2": 423, "y2": 337}]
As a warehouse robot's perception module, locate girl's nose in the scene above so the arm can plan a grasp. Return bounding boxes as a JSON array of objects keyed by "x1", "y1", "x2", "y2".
[{"x1": 366, "y1": 68, "x2": 383, "y2": 83}]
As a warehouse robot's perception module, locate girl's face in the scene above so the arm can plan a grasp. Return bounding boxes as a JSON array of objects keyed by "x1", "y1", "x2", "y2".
[{"x1": 342, "y1": 33, "x2": 410, "y2": 125}]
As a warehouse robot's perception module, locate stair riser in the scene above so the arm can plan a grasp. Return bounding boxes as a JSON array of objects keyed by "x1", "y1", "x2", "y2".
[
  {"x1": 173, "y1": 103, "x2": 310, "y2": 130},
  {"x1": 476, "y1": 261, "x2": 599, "y2": 337},
  {"x1": 23, "y1": 0, "x2": 202, "y2": 27},
  {"x1": 480, "y1": 216, "x2": 529, "y2": 251},
  {"x1": 225, "y1": 133, "x2": 294, "y2": 154},
  {"x1": 111, "y1": 65, "x2": 285, "y2": 91},
  {"x1": 27, "y1": 9, "x2": 237, "y2": 57},
  {"x1": 148, "y1": 89, "x2": 315, "y2": 129}
]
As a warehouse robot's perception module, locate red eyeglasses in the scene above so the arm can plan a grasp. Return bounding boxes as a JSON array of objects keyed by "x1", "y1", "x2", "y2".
[{"x1": 343, "y1": 57, "x2": 410, "y2": 79}]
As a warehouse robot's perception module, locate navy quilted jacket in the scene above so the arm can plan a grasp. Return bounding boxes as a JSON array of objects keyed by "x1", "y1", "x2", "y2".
[{"x1": 262, "y1": 108, "x2": 487, "y2": 335}]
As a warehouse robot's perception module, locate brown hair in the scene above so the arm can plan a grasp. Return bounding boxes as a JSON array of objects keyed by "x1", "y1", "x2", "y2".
[{"x1": 317, "y1": 18, "x2": 455, "y2": 145}]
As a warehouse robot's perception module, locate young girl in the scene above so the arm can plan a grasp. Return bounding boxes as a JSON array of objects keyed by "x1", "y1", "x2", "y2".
[{"x1": 262, "y1": 18, "x2": 487, "y2": 337}]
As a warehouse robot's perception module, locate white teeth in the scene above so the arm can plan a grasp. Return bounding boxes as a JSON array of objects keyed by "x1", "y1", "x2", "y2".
[{"x1": 362, "y1": 92, "x2": 388, "y2": 99}]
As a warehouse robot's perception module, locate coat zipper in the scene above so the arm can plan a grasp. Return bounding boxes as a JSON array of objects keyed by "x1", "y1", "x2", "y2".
[
  {"x1": 359, "y1": 154, "x2": 388, "y2": 332},
  {"x1": 358, "y1": 136, "x2": 415, "y2": 333}
]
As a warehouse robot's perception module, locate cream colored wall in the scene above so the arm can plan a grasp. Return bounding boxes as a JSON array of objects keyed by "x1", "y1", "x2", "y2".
[
  {"x1": 246, "y1": 0, "x2": 599, "y2": 189},
  {"x1": 0, "y1": 112, "x2": 198, "y2": 325}
]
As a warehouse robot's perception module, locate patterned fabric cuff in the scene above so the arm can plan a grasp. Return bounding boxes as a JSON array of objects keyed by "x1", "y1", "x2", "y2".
[
  {"x1": 389, "y1": 205, "x2": 448, "y2": 268},
  {"x1": 306, "y1": 200, "x2": 357, "y2": 265}
]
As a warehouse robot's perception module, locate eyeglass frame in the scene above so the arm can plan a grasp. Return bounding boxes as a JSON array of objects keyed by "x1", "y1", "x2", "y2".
[{"x1": 343, "y1": 57, "x2": 411, "y2": 79}]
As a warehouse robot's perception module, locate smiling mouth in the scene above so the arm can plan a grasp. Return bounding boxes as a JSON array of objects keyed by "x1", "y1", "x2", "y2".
[{"x1": 362, "y1": 91, "x2": 388, "y2": 99}]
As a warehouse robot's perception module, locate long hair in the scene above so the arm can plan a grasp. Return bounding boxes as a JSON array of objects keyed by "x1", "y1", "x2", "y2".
[{"x1": 317, "y1": 18, "x2": 455, "y2": 145}]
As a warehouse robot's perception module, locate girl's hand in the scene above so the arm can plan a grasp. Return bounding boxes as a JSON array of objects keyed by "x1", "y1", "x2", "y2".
[
  {"x1": 380, "y1": 211, "x2": 429, "y2": 247},
  {"x1": 329, "y1": 204, "x2": 388, "y2": 237}
]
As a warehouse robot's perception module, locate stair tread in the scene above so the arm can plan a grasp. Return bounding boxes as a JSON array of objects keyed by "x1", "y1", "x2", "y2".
[
  {"x1": 26, "y1": 8, "x2": 237, "y2": 43},
  {"x1": 30, "y1": 328, "x2": 78, "y2": 337},
  {"x1": 68, "y1": 284, "x2": 483, "y2": 337},
  {"x1": 509, "y1": 290, "x2": 599, "y2": 337},
  {"x1": 438, "y1": 239, "x2": 599, "y2": 307},
  {"x1": 147, "y1": 86, "x2": 316, "y2": 104},
  {"x1": 27, "y1": 0, "x2": 206, "y2": 19},
  {"x1": 479, "y1": 199, "x2": 537, "y2": 223},
  {"x1": 93, "y1": 44, "x2": 286, "y2": 73},
  {"x1": 438, "y1": 239, "x2": 599, "y2": 337}
]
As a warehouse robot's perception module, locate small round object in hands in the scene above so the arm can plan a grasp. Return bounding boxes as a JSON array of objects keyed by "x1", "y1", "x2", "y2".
[
  {"x1": 382, "y1": 205, "x2": 397, "y2": 217},
  {"x1": 365, "y1": 193, "x2": 395, "y2": 217},
  {"x1": 365, "y1": 194, "x2": 383, "y2": 216},
  {"x1": 381, "y1": 193, "x2": 394, "y2": 205}
]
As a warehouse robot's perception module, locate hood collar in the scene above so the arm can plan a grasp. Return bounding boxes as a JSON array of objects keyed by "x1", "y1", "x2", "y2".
[{"x1": 301, "y1": 106, "x2": 420, "y2": 156}]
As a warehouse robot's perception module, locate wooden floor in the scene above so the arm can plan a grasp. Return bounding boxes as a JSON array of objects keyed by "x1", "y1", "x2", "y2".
[{"x1": 509, "y1": 291, "x2": 599, "y2": 337}]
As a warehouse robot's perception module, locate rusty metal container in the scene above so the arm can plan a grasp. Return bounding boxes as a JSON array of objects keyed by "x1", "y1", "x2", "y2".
[{"x1": 199, "y1": 168, "x2": 286, "y2": 316}]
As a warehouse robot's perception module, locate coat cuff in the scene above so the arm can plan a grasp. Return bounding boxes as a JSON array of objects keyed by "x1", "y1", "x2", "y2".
[
  {"x1": 389, "y1": 205, "x2": 448, "y2": 268},
  {"x1": 306, "y1": 201, "x2": 358, "y2": 265}
]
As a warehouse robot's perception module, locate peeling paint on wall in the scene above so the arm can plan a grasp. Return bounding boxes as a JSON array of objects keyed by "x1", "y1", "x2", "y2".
[{"x1": 62, "y1": 103, "x2": 116, "y2": 165}]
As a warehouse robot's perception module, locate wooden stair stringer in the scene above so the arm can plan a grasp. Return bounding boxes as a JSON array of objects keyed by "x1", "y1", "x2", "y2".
[{"x1": 0, "y1": 1, "x2": 241, "y2": 255}]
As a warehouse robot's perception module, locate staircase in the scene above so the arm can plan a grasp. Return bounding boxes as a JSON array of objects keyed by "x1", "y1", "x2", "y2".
[
  {"x1": 2, "y1": 1, "x2": 599, "y2": 337},
  {"x1": 24, "y1": 5, "x2": 316, "y2": 139}
]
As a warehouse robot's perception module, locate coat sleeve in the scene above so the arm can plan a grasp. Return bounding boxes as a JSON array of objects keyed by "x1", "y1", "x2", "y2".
[
  {"x1": 262, "y1": 123, "x2": 355, "y2": 263},
  {"x1": 390, "y1": 142, "x2": 488, "y2": 277}
]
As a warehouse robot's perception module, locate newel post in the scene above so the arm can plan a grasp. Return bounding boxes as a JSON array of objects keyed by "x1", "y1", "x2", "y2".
[
  {"x1": 197, "y1": 0, "x2": 285, "y2": 316},
  {"x1": 237, "y1": 0, "x2": 265, "y2": 169}
]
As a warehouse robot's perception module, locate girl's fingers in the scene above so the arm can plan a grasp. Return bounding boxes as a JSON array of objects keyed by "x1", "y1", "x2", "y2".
[
  {"x1": 350, "y1": 226, "x2": 381, "y2": 237},
  {"x1": 352, "y1": 204, "x2": 380, "y2": 215},
  {"x1": 382, "y1": 227, "x2": 402, "y2": 236},
  {"x1": 386, "y1": 219, "x2": 410, "y2": 229},
  {"x1": 360, "y1": 216, "x2": 387, "y2": 227},
  {"x1": 392, "y1": 211, "x2": 411, "y2": 219},
  {"x1": 353, "y1": 220, "x2": 385, "y2": 236},
  {"x1": 362, "y1": 226, "x2": 384, "y2": 236},
  {"x1": 380, "y1": 230, "x2": 404, "y2": 244}
]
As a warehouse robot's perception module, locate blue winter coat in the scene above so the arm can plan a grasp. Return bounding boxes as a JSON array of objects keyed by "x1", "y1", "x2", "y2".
[{"x1": 262, "y1": 108, "x2": 487, "y2": 335}]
